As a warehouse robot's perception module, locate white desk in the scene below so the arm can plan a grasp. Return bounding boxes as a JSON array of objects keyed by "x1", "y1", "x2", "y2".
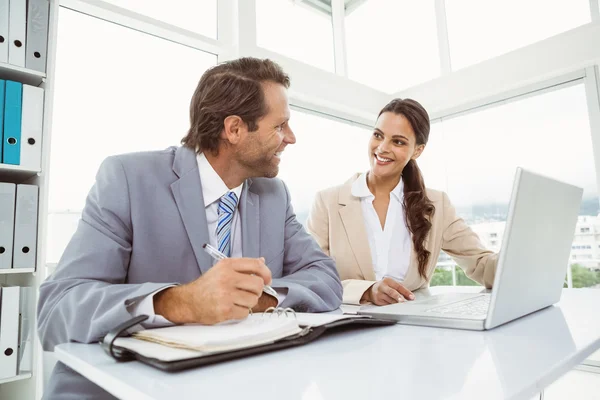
[{"x1": 54, "y1": 288, "x2": 600, "y2": 400}]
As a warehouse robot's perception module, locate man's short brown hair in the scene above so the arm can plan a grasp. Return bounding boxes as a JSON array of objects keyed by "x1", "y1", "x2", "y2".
[{"x1": 181, "y1": 57, "x2": 290, "y2": 154}]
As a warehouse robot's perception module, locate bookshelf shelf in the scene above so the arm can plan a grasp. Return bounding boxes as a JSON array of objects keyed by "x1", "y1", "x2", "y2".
[
  {"x1": 0, "y1": 373, "x2": 32, "y2": 385},
  {"x1": 0, "y1": 62, "x2": 46, "y2": 87},
  {"x1": 0, "y1": 1, "x2": 57, "y2": 398},
  {"x1": 0, "y1": 164, "x2": 41, "y2": 183},
  {"x1": 0, "y1": 268, "x2": 36, "y2": 275}
]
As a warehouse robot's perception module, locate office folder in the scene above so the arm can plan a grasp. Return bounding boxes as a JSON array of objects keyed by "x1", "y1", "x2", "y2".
[
  {"x1": 0, "y1": 0, "x2": 9, "y2": 63},
  {"x1": 0, "y1": 79, "x2": 5, "y2": 162},
  {"x1": 3, "y1": 80, "x2": 22, "y2": 165},
  {"x1": 0, "y1": 286, "x2": 20, "y2": 380},
  {"x1": 20, "y1": 85, "x2": 44, "y2": 171},
  {"x1": 102, "y1": 310, "x2": 396, "y2": 372},
  {"x1": 12, "y1": 184, "x2": 38, "y2": 269},
  {"x1": 0, "y1": 183, "x2": 16, "y2": 269},
  {"x1": 7, "y1": 0, "x2": 26, "y2": 67},
  {"x1": 17, "y1": 286, "x2": 32, "y2": 374},
  {"x1": 25, "y1": 0, "x2": 50, "y2": 72}
]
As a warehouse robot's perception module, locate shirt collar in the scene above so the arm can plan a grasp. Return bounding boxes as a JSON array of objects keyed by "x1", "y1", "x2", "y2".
[
  {"x1": 351, "y1": 172, "x2": 373, "y2": 199},
  {"x1": 197, "y1": 153, "x2": 243, "y2": 208},
  {"x1": 351, "y1": 172, "x2": 404, "y2": 202}
]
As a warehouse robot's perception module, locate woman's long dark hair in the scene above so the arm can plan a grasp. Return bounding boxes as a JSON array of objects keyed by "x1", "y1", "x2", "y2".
[{"x1": 378, "y1": 99, "x2": 435, "y2": 279}]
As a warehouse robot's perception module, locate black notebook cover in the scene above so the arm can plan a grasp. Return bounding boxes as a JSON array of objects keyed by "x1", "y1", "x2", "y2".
[{"x1": 101, "y1": 314, "x2": 396, "y2": 372}]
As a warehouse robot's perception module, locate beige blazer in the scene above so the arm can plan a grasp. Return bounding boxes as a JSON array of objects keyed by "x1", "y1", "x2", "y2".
[{"x1": 306, "y1": 173, "x2": 498, "y2": 305}]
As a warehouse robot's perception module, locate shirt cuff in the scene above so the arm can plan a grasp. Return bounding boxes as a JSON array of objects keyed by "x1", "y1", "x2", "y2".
[
  {"x1": 274, "y1": 288, "x2": 287, "y2": 306},
  {"x1": 128, "y1": 285, "x2": 177, "y2": 327}
]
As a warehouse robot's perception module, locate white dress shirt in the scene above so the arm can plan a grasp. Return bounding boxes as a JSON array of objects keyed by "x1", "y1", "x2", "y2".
[
  {"x1": 351, "y1": 172, "x2": 411, "y2": 281},
  {"x1": 129, "y1": 153, "x2": 256, "y2": 326}
]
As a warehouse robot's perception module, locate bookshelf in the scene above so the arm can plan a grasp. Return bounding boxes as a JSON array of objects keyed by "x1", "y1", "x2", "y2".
[
  {"x1": 0, "y1": 62, "x2": 46, "y2": 87},
  {"x1": 0, "y1": 165, "x2": 41, "y2": 183},
  {"x1": 0, "y1": 268, "x2": 36, "y2": 275},
  {"x1": 0, "y1": 0, "x2": 59, "y2": 399},
  {"x1": 0, "y1": 372, "x2": 32, "y2": 385}
]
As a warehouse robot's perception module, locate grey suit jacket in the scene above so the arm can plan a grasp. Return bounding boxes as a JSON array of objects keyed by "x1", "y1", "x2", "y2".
[{"x1": 38, "y1": 145, "x2": 342, "y2": 399}]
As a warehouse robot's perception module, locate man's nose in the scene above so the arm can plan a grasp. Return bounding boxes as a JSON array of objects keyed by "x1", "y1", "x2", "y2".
[{"x1": 284, "y1": 126, "x2": 296, "y2": 144}]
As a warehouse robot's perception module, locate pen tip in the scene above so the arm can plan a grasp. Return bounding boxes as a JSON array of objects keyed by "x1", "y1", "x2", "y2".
[{"x1": 202, "y1": 243, "x2": 207, "y2": 248}]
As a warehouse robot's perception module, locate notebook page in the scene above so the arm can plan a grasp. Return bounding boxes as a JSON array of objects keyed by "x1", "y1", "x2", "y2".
[
  {"x1": 114, "y1": 337, "x2": 208, "y2": 362},
  {"x1": 133, "y1": 316, "x2": 301, "y2": 352},
  {"x1": 294, "y1": 313, "x2": 370, "y2": 327}
]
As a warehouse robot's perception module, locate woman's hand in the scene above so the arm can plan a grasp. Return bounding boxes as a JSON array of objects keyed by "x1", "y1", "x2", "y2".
[{"x1": 362, "y1": 277, "x2": 416, "y2": 305}]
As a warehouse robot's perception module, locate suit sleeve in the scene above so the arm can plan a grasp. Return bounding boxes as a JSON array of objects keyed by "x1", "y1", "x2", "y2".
[
  {"x1": 272, "y1": 182, "x2": 343, "y2": 312},
  {"x1": 440, "y1": 191, "x2": 498, "y2": 288},
  {"x1": 37, "y1": 156, "x2": 175, "y2": 350}
]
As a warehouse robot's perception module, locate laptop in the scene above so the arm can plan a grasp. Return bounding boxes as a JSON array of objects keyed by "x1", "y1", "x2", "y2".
[{"x1": 358, "y1": 167, "x2": 583, "y2": 330}]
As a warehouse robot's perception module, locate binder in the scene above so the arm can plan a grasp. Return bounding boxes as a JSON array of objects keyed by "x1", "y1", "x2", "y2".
[
  {"x1": 0, "y1": 286, "x2": 20, "y2": 380},
  {"x1": 17, "y1": 286, "x2": 32, "y2": 374},
  {"x1": 102, "y1": 310, "x2": 396, "y2": 372},
  {"x1": 12, "y1": 184, "x2": 38, "y2": 269},
  {"x1": 0, "y1": 0, "x2": 8, "y2": 63},
  {"x1": 0, "y1": 183, "x2": 16, "y2": 269},
  {"x1": 0, "y1": 79, "x2": 5, "y2": 162},
  {"x1": 7, "y1": 0, "x2": 26, "y2": 67},
  {"x1": 20, "y1": 85, "x2": 44, "y2": 171},
  {"x1": 3, "y1": 80, "x2": 22, "y2": 165},
  {"x1": 25, "y1": 0, "x2": 50, "y2": 72}
]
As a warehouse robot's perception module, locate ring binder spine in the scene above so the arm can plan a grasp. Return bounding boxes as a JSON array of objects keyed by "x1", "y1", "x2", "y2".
[{"x1": 263, "y1": 307, "x2": 296, "y2": 319}]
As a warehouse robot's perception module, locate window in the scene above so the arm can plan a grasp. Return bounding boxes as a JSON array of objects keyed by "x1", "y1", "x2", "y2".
[
  {"x1": 47, "y1": 9, "x2": 217, "y2": 263},
  {"x1": 344, "y1": 0, "x2": 440, "y2": 93},
  {"x1": 256, "y1": 0, "x2": 335, "y2": 72},
  {"x1": 422, "y1": 83, "x2": 599, "y2": 288},
  {"x1": 446, "y1": 0, "x2": 592, "y2": 70},
  {"x1": 99, "y1": 0, "x2": 217, "y2": 38},
  {"x1": 277, "y1": 110, "x2": 371, "y2": 224}
]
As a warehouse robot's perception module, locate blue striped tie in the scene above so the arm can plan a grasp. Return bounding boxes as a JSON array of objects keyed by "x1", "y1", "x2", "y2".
[{"x1": 217, "y1": 191, "x2": 238, "y2": 257}]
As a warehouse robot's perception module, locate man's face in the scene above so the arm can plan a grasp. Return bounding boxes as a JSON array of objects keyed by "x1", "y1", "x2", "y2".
[{"x1": 236, "y1": 81, "x2": 295, "y2": 178}]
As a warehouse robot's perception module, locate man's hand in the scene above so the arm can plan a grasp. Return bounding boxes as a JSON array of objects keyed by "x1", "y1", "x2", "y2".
[
  {"x1": 361, "y1": 277, "x2": 415, "y2": 306},
  {"x1": 154, "y1": 257, "x2": 272, "y2": 324}
]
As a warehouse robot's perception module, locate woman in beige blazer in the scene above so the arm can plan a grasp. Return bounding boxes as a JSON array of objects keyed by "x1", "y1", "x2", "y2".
[{"x1": 306, "y1": 98, "x2": 498, "y2": 305}]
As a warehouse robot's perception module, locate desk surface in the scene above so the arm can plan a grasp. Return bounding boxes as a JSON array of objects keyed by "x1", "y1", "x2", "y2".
[{"x1": 55, "y1": 288, "x2": 600, "y2": 400}]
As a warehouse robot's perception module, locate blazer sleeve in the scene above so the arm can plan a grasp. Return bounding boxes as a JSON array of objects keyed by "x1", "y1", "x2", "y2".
[
  {"x1": 37, "y1": 156, "x2": 174, "y2": 351},
  {"x1": 440, "y1": 191, "x2": 499, "y2": 288},
  {"x1": 306, "y1": 191, "x2": 374, "y2": 305},
  {"x1": 306, "y1": 191, "x2": 330, "y2": 255},
  {"x1": 272, "y1": 183, "x2": 343, "y2": 312}
]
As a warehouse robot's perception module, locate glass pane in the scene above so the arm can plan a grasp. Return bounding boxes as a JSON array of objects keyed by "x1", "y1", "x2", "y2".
[
  {"x1": 426, "y1": 83, "x2": 599, "y2": 288},
  {"x1": 47, "y1": 9, "x2": 217, "y2": 263},
  {"x1": 345, "y1": 0, "x2": 440, "y2": 93},
  {"x1": 256, "y1": 0, "x2": 335, "y2": 72},
  {"x1": 100, "y1": 0, "x2": 217, "y2": 38},
  {"x1": 446, "y1": 0, "x2": 591, "y2": 70},
  {"x1": 278, "y1": 110, "x2": 371, "y2": 224}
]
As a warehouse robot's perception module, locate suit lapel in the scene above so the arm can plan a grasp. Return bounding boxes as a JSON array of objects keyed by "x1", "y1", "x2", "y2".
[
  {"x1": 240, "y1": 180, "x2": 260, "y2": 258},
  {"x1": 338, "y1": 177, "x2": 376, "y2": 281},
  {"x1": 170, "y1": 146, "x2": 213, "y2": 274}
]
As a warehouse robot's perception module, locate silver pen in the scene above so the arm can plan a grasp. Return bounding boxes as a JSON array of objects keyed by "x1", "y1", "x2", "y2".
[{"x1": 202, "y1": 243, "x2": 279, "y2": 298}]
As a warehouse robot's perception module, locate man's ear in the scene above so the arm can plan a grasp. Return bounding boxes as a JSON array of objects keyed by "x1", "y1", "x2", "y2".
[
  {"x1": 412, "y1": 144, "x2": 425, "y2": 160},
  {"x1": 223, "y1": 115, "x2": 245, "y2": 145}
]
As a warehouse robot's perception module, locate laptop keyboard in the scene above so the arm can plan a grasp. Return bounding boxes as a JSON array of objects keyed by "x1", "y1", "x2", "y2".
[{"x1": 424, "y1": 295, "x2": 490, "y2": 316}]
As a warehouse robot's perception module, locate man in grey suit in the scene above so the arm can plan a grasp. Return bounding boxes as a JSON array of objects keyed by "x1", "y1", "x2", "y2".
[{"x1": 37, "y1": 57, "x2": 343, "y2": 399}]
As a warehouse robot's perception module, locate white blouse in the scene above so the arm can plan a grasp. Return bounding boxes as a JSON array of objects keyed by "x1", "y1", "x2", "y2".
[{"x1": 351, "y1": 173, "x2": 412, "y2": 281}]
